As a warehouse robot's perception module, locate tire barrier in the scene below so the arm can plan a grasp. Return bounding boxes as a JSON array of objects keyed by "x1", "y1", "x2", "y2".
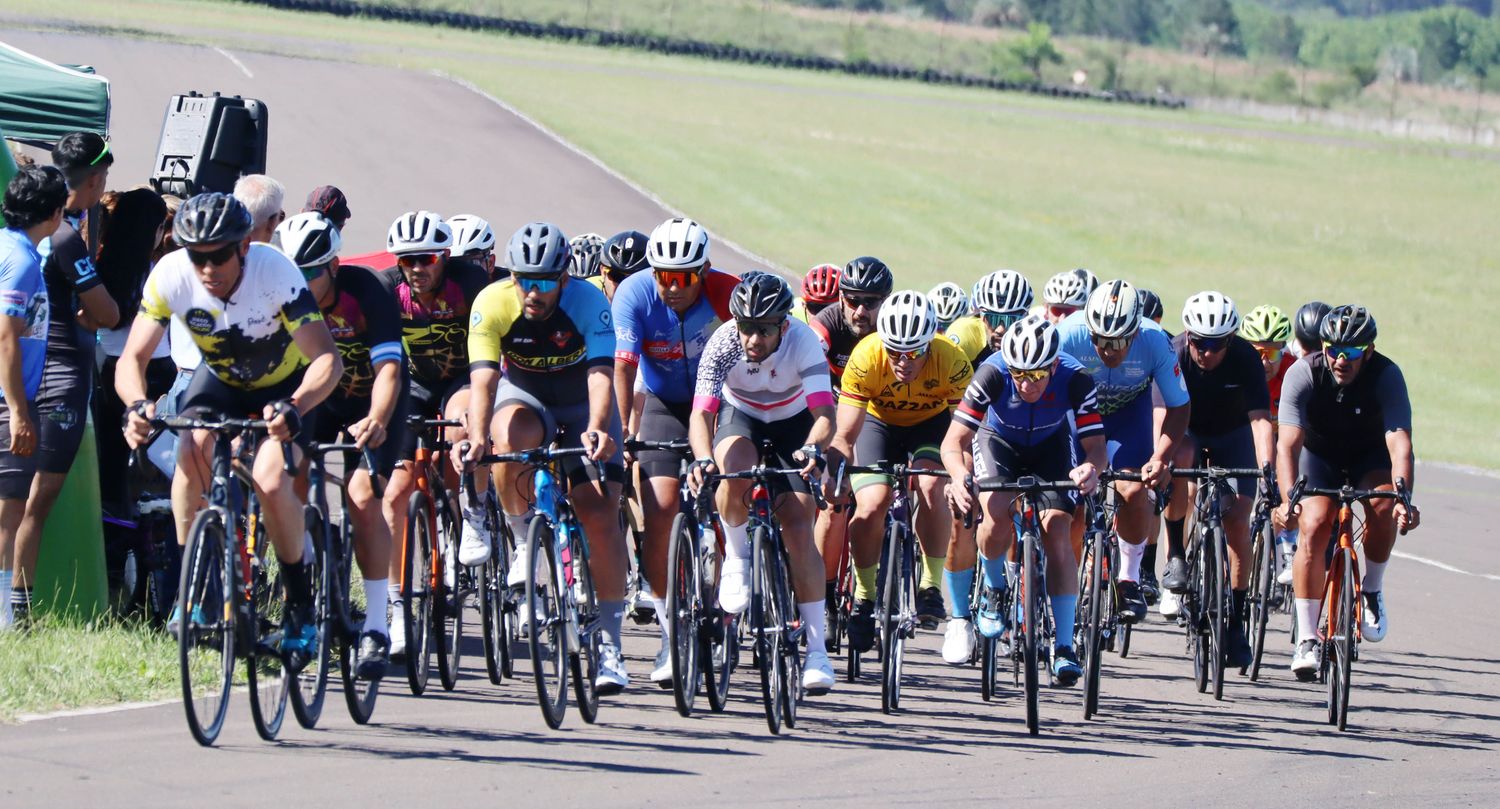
[{"x1": 240, "y1": 0, "x2": 1188, "y2": 110}]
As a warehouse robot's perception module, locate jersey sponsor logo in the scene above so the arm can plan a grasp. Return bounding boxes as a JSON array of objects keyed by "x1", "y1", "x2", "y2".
[
  {"x1": 507, "y1": 346, "x2": 587, "y2": 370},
  {"x1": 550, "y1": 331, "x2": 572, "y2": 348},
  {"x1": 644, "y1": 339, "x2": 685, "y2": 361},
  {"x1": 923, "y1": 378, "x2": 940, "y2": 390},
  {"x1": 74, "y1": 257, "x2": 96, "y2": 281},
  {"x1": 470, "y1": 310, "x2": 483, "y2": 327},
  {"x1": 0, "y1": 290, "x2": 26, "y2": 310},
  {"x1": 185, "y1": 307, "x2": 216, "y2": 335},
  {"x1": 1173, "y1": 363, "x2": 1182, "y2": 377},
  {"x1": 599, "y1": 310, "x2": 612, "y2": 327},
  {"x1": 616, "y1": 326, "x2": 639, "y2": 343}
]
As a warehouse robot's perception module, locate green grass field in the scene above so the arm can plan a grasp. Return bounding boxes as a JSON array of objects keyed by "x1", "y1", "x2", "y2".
[
  {"x1": 0, "y1": 615, "x2": 184, "y2": 721},
  {"x1": 6, "y1": 0, "x2": 1496, "y2": 473}
]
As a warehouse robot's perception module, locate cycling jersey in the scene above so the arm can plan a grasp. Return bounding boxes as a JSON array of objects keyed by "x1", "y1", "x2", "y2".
[
  {"x1": 809, "y1": 305, "x2": 865, "y2": 383},
  {"x1": 1056, "y1": 312, "x2": 1188, "y2": 415},
  {"x1": 790, "y1": 298, "x2": 810, "y2": 324},
  {"x1": 140, "y1": 244, "x2": 322, "y2": 391},
  {"x1": 840, "y1": 333, "x2": 971, "y2": 427},
  {"x1": 468, "y1": 277, "x2": 615, "y2": 407},
  {"x1": 383, "y1": 258, "x2": 488, "y2": 389},
  {"x1": 0, "y1": 227, "x2": 49, "y2": 401},
  {"x1": 943, "y1": 315, "x2": 989, "y2": 364},
  {"x1": 321, "y1": 266, "x2": 404, "y2": 402},
  {"x1": 1279, "y1": 351, "x2": 1411, "y2": 461},
  {"x1": 40, "y1": 218, "x2": 100, "y2": 368},
  {"x1": 1173, "y1": 333, "x2": 1270, "y2": 437},
  {"x1": 692, "y1": 319, "x2": 834, "y2": 422},
  {"x1": 954, "y1": 352, "x2": 1103, "y2": 447},
  {"x1": 612, "y1": 267, "x2": 735, "y2": 404},
  {"x1": 1267, "y1": 352, "x2": 1296, "y2": 420}
]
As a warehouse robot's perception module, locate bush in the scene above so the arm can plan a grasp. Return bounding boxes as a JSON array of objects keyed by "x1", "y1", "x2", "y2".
[{"x1": 1258, "y1": 69, "x2": 1298, "y2": 103}]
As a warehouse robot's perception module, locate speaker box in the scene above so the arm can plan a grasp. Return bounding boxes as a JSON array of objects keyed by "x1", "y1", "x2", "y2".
[{"x1": 149, "y1": 92, "x2": 269, "y2": 198}]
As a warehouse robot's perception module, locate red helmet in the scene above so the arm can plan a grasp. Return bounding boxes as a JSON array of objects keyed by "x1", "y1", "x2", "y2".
[{"x1": 802, "y1": 263, "x2": 841, "y2": 305}]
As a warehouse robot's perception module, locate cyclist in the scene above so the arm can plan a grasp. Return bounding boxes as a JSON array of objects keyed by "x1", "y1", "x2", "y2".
[
  {"x1": 942, "y1": 315, "x2": 1105, "y2": 681},
  {"x1": 824, "y1": 290, "x2": 972, "y2": 648},
  {"x1": 273, "y1": 212, "x2": 406, "y2": 678},
  {"x1": 1161, "y1": 292, "x2": 1273, "y2": 669},
  {"x1": 460, "y1": 222, "x2": 630, "y2": 691},
  {"x1": 1139, "y1": 286, "x2": 1169, "y2": 607},
  {"x1": 809, "y1": 256, "x2": 893, "y2": 384},
  {"x1": 380, "y1": 211, "x2": 490, "y2": 653},
  {"x1": 1139, "y1": 288, "x2": 1165, "y2": 327},
  {"x1": 611, "y1": 217, "x2": 735, "y2": 686},
  {"x1": 448, "y1": 214, "x2": 500, "y2": 280},
  {"x1": 1240, "y1": 304, "x2": 1300, "y2": 585},
  {"x1": 971, "y1": 270, "x2": 1034, "y2": 355},
  {"x1": 569, "y1": 231, "x2": 606, "y2": 293},
  {"x1": 686, "y1": 272, "x2": 837, "y2": 694},
  {"x1": 1041, "y1": 268, "x2": 1096, "y2": 323},
  {"x1": 597, "y1": 230, "x2": 650, "y2": 303},
  {"x1": 1291, "y1": 300, "x2": 1330, "y2": 359},
  {"x1": 118, "y1": 192, "x2": 342, "y2": 668},
  {"x1": 928, "y1": 282, "x2": 967, "y2": 331},
  {"x1": 1274, "y1": 305, "x2": 1418, "y2": 679},
  {"x1": 792, "y1": 263, "x2": 840, "y2": 324},
  {"x1": 1056, "y1": 280, "x2": 1188, "y2": 624}
]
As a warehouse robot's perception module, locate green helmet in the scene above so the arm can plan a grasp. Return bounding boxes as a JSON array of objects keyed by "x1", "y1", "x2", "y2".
[{"x1": 1240, "y1": 304, "x2": 1291, "y2": 343}]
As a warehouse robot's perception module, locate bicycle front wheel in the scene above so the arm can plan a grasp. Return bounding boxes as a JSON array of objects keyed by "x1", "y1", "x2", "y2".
[
  {"x1": 1207, "y1": 525, "x2": 1228, "y2": 701},
  {"x1": 480, "y1": 496, "x2": 511, "y2": 685},
  {"x1": 1248, "y1": 514, "x2": 1275, "y2": 681},
  {"x1": 1329, "y1": 548, "x2": 1356, "y2": 730},
  {"x1": 570, "y1": 521, "x2": 601, "y2": 725},
  {"x1": 291, "y1": 506, "x2": 331, "y2": 729},
  {"x1": 247, "y1": 521, "x2": 289, "y2": 742},
  {"x1": 436, "y1": 504, "x2": 463, "y2": 693},
  {"x1": 526, "y1": 515, "x2": 568, "y2": 729},
  {"x1": 880, "y1": 525, "x2": 913, "y2": 715},
  {"x1": 402, "y1": 493, "x2": 434, "y2": 695},
  {"x1": 1080, "y1": 533, "x2": 1104, "y2": 720},
  {"x1": 751, "y1": 525, "x2": 784, "y2": 735},
  {"x1": 178, "y1": 508, "x2": 235, "y2": 747},
  {"x1": 1021, "y1": 533, "x2": 1041, "y2": 736},
  {"x1": 667, "y1": 512, "x2": 701, "y2": 717}
]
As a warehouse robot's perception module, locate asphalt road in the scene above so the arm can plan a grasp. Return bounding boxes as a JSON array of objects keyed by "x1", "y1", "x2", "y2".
[{"x1": 2, "y1": 28, "x2": 1498, "y2": 807}]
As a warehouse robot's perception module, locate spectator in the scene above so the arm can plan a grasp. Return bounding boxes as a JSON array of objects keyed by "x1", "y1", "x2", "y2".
[
  {"x1": 233, "y1": 174, "x2": 285, "y2": 243},
  {"x1": 303, "y1": 185, "x2": 351, "y2": 231},
  {"x1": 93, "y1": 188, "x2": 171, "y2": 514},
  {"x1": 150, "y1": 194, "x2": 182, "y2": 266},
  {"x1": 0, "y1": 166, "x2": 68, "y2": 629}
]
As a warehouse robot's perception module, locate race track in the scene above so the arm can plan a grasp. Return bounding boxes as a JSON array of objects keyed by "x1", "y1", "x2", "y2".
[{"x1": 1, "y1": 28, "x2": 1497, "y2": 806}]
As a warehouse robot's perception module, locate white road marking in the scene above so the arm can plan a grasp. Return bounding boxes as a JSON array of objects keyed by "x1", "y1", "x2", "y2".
[
  {"x1": 18, "y1": 698, "x2": 177, "y2": 723},
  {"x1": 213, "y1": 46, "x2": 254, "y2": 78},
  {"x1": 1392, "y1": 550, "x2": 1500, "y2": 582}
]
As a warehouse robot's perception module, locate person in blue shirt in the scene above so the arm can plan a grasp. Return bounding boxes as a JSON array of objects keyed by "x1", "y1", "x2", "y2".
[
  {"x1": 1056, "y1": 280, "x2": 1189, "y2": 624},
  {"x1": 0, "y1": 166, "x2": 68, "y2": 629}
]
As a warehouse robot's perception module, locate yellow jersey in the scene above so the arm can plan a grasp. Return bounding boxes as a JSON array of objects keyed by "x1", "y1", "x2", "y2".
[
  {"x1": 790, "y1": 298, "x2": 810, "y2": 324},
  {"x1": 943, "y1": 315, "x2": 989, "y2": 364},
  {"x1": 840, "y1": 333, "x2": 973, "y2": 427}
]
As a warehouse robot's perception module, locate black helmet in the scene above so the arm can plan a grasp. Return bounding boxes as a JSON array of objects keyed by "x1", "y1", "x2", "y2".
[
  {"x1": 1138, "y1": 288, "x2": 1164, "y2": 322},
  {"x1": 840, "y1": 256, "x2": 893, "y2": 296},
  {"x1": 174, "y1": 192, "x2": 253, "y2": 247},
  {"x1": 505, "y1": 221, "x2": 571, "y2": 276},
  {"x1": 1319, "y1": 304, "x2": 1377, "y2": 346},
  {"x1": 728, "y1": 272, "x2": 795, "y2": 321},
  {"x1": 602, "y1": 230, "x2": 650, "y2": 275},
  {"x1": 1295, "y1": 301, "x2": 1331, "y2": 349}
]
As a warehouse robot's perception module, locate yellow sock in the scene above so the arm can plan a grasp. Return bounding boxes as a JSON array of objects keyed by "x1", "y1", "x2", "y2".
[
  {"x1": 854, "y1": 565, "x2": 878, "y2": 603},
  {"x1": 920, "y1": 553, "x2": 946, "y2": 592}
]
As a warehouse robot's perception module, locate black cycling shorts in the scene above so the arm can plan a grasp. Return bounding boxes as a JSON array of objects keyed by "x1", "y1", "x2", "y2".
[
  {"x1": 712, "y1": 404, "x2": 813, "y2": 498},
  {"x1": 315, "y1": 389, "x2": 410, "y2": 479},
  {"x1": 972, "y1": 425, "x2": 1077, "y2": 514},
  {"x1": 179, "y1": 369, "x2": 319, "y2": 449},
  {"x1": 493, "y1": 377, "x2": 624, "y2": 487},
  {"x1": 0, "y1": 398, "x2": 41, "y2": 500},
  {"x1": 851, "y1": 410, "x2": 949, "y2": 493},
  {"x1": 34, "y1": 358, "x2": 93, "y2": 475},
  {"x1": 1185, "y1": 425, "x2": 1258, "y2": 498},
  {"x1": 401, "y1": 375, "x2": 469, "y2": 458},
  {"x1": 637, "y1": 392, "x2": 692, "y2": 480},
  {"x1": 1299, "y1": 444, "x2": 1392, "y2": 492}
]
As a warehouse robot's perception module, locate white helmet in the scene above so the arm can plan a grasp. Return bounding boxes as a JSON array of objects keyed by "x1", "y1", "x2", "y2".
[
  {"x1": 876, "y1": 290, "x2": 938, "y2": 353},
  {"x1": 272, "y1": 212, "x2": 340, "y2": 268},
  {"x1": 447, "y1": 214, "x2": 495, "y2": 256},
  {"x1": 928, "y1": 282, "x2": 968, "y2": 325},
  {"x1": 647, "y1": 217, "x2": 710, "y2": 270},
  {"x1": 972, "y1": 270, "x2": 1033, "y2": 314},
  {"x1": 387, "y1": 210, "x2": 452, "y2": 256},
  {"x1": 1085, "y1": 279, "x2": 1143, "y2": 339},
  {"x1": 1001, "y1": 314, "x2": 1061, "y2": 371},
  {"x1": 1181, "y1": 290, "x2": 1241, "y2": 338},
  {"x1": 1043, "y1": 270, "x2": 1091, "y2": 308},
  {"x1": 568, "y1": 232, "x2": 606, "y2": 278}
]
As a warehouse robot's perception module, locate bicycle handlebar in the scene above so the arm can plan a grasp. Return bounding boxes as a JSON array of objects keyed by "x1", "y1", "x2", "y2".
[
  {"x1": 975, "y1": 475, "x2": 1080, "y2": 493},
  {"x1": 308, "y1": 442, "x2": 385, "y2": 499},
  {"x1": 706, "y1": 466, "x2": 828, "y2": 511},
  {"x1": 1168, "y1": 466, "x2": 1265, "y2": 480},
  {"x1": 623, "y1": 438, "x2": 691, "y2": 454},
  {"x1": 150, "y1": 415, "x2": 297, "y2": 477}
]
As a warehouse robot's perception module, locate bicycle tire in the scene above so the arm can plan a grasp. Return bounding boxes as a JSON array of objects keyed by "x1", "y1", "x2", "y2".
[
  {"x1": 1329, "y1": 548, "x2": 1356, "y2": 730},
  {"x1": 979, "y1": 632, "x2": 997, "y2": 702},
  {"x1": 841, "y1": 543, "x2": 860, "y2": 683},
  {"x1": 751, "y1": 525, "x2": 783, "y2": 735},
  {"x1": 570, "y1": 519, "x2": 602, "y2": 725},
  {"x1": 291, "y1": 506, "x2": 331, "y2": 729},
  {"x1": 667, "y1": 511, "x2": 701, "y2": 717},
  {"x1": 247, "y1": 517, "x2": 289, "y2": 742},
  {"x1": 435, "y1": 503, "x2": 463, "y2": 693},
  {"x1": 1187, "y1": 533, "x2": 1209, "y2": 694},
  {"x1": 480, "y1": 494, "x2": 511, "y2": 685},
  {"x1": 1081, "y1": 534, "x2": 1104, "y2": 720},
  {"x1": 879, "y1": 523, "x2": 908, "y2": 715},
  {"x1": 702, "y1": 524, "x2": 733, "y2": 713},
  {"x1": 526, "y1": 515, "x2": 568, "y2": 729},
  {"x1": 402, "y1": 493, "x2": 434, "y2": 695},
  {"x1": 1021, "y1": 531, "x2": 1041, "y2": 736},
  {"x1": 178, "y1": 508, "x2": 235, "y2": 747},
  {"x1": 337, "y1": 509, "x2": 379, "y2": 724},
  {"x1": 1248, "y1": 513, "x2": 1275, "y2": 681},
  {"x1": 1208, "y1": 523, "x2": 1227, "y2": 701},
  {"x1": 776, "y1": 541, "x2": 801, "y2": 731}
]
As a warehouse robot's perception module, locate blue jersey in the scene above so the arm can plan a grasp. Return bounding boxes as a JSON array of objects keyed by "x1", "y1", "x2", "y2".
[
  {"x1": 611, "y1": 268, "x2": 736, "y2": 404},
  {"x1": 1056, "y1": 312, "x2": 1188, "y2": 416},
  {"x1": 955, "y1": 352, "x2": 1103, "y2": 447},
  {"x1": 0, "y1": 228, "x2": 50, "y2": 401}
]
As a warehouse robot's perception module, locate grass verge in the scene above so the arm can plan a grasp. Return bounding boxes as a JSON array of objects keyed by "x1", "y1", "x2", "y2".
[{"x1": 0, "y1": 614, "x2": 185, "y2": 722}]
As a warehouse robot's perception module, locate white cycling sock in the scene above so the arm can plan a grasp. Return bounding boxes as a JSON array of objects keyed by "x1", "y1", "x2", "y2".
[
  {"x1": 363, "y1": 578, "x2": 389, "y2": 634},
  {"x1": 1295, "y1": 598, "x2": 1321, "y2": 642},
  {"x1": 722, "y1": 520, "x2": 751, "y2": 562},
  {"x1": 1362, "y1": 560, "x2": 1387, "y2": 593},
  {"x1": 799, "y1": 600, "x2": 826, "y2": 654},
  {"x1": 1118, "y1": 539, "x2": 1145, "y2": 582},
  {"x1": 649, "y1": 595, "x2": 668, "y2": 640},
  {"x1": 505, "y1": 511, "x2": 531, "y2": 546}
]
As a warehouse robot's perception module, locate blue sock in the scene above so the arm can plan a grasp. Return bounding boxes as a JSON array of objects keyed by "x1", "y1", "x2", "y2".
[
  {"x1": 944, "y1": 567, "x2": 975, "y2": 619},
  {"x1": 599, "y1": 599, "x2": 626, "y2": 649},
  {"x1": 979, "y1": 554, "x2": 1008, "y2": 593},
  {"x1": 1052, "y1": 594, "x2": 1078, "y2": 649}
]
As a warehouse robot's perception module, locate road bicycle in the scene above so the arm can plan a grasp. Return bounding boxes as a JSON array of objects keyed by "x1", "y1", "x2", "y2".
[
  {"x1": 398, "y1": 416, "x2": 465, "y2": 695},
  {"x1": 1244, "y1": 482, "x2": 1283, "y2": 682}
]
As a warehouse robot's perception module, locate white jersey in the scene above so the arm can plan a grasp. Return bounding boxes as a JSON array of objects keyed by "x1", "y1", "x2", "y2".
[{"x1": 691, "y1": 318, "x2": 835, "y2": 423}]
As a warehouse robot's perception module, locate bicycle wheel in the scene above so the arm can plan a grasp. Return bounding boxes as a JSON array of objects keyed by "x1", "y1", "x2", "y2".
[
  {"x1": 879, "y1": 524, "x2": 910, "y2": 715},
  {"x1": 1248, "y1": 514, "x2": 1275, "y2": 681},
  {"x1": 667, "y1": 511, "x2": 701, "y2": 717},
  {"x1": 1328, "y1": 549, "x2": 1356, "y2": 730},
  {"x1": 1208, "y1": 524, "x2": 1228, "y2": 701},
  {"x1": 247, "y1": 523, "x2": 289, "y2": 742},
  {"x1": 841, "y1": 541, "x2": 860, "y2": 682},
  {"x1": 436, "y1": 504, "x2": 463, "y2": 692},
  {"x1": 337, "y1": 523, "x2": 379, "y2": 725},
  {"x1": 1080, "y1": 534, "x2": 1104, "y2": 720},
  {"x1": 570, "y1": 521, "x2": 601, "y2": 725},
  {"x1": 1021, "y1": 532, "x2": 1041, "y2": 736},
  {"x1": 402, "y1": 493, "x2": 434, "y2": 695},
  {"x1": 703, "y1": 529, "x2": 734, "y2": 713},
  {"x1": 1187, "y1": 536, "x2": 1209, "y2": 694},
  {"x1": 480, "y1": 497, "x2": 511, "y2": 685},
  {"x1": 291, "y1": 506, "x2": 331, "y2": 729},
  {"x1": 751, "y1": 525, "x2": 784, "y2": 735},
  {"x1": 526, "y1": 515, "x2": 568, "y2": 729},
  {"x1": 776, "y1": 545, "x2": 801, "y2": 731},
  {"x1": 979, "y1": 632, "x2": 997, "y2": 702},
  {"x1": 178, "y1": 508, "x2": 235, "y2": 747}
]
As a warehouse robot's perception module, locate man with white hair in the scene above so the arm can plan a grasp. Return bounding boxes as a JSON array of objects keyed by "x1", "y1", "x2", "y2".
[{"x1": 233, "y1": 174, "x2": 285, "y2": 243}]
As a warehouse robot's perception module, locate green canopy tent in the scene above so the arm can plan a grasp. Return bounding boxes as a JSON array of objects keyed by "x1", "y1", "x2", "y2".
[{"x1": 0, "y1": 40, "x2": 110, "y2": 144}]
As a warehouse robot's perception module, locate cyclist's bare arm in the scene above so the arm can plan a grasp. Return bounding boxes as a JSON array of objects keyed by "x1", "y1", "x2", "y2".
[
  {"x1": 353, "y1": 358, "x2": 401, "y2": 450},
  {"x1": 461, "y1": 366, "x2": 500, "y2": 466},
  {"x1": 1249, "y1": 407, "x2": 1275, "y2": 469},
  {"x1": 827, "y1": 400, "x2": 868, "y2": 476},
  {"x1": 613, "y1": 360, "x2": 638, "y2": 435},
  {"x1": 116, "y1": 315, "x2": 168, "y2": 447},
  {"x1": 940, "y1": 419, "x2": 977, "y2": 514},
  {"x1": 1386, "y1": 429, "x2": 1419, "y2": 530}
]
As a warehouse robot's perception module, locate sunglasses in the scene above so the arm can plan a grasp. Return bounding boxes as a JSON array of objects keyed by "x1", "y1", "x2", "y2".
[
  {"x1": 1324, "y1": 344, "x2": 1369, "y2": 362},
  {"x1": 398, "y1": 252, "x2": 441, "y2": 268},
  {"x1": 1009, "y1": 367, "x2": 1051, "y2": 384},
  {"x1": 90, "y1": 141, "x2": 111, "y2": 166},
  {"x1": 843, "y1": 294, "x2": 884, "y2": 311},
  {"x1": 736, "y1": 320, "x2": 781, "y2": 338},
  {"x1": 981, "y1": 310, "x2": 1022, "y2": 330},
  {"x1": 605, "y1": 268, "x2": 631, "y2": 285},
  {"x1": 1091, "y1": 334, "x2": 1133, "y2": 352},
  {"x1": 654, "y1": 269, "x2": 702, "y2": 289},
  {"x1": 889, "y1": 346, "x2": 928, "y2": 362},
  {"x1": 1048, "y1": 305, "x2": 1078, "y2": 319},
  {"x1": 1190, "y1": 336, "x2": 1228, "y2": 353},
  {"x1": 516, "y1": 272, "x2": 566, "y2": 295},
  {"x1": 1255, "y1": 345, "x2": 1284, "y2": 362},
  {"x1": 186, "y1": 243, "x2": 239, "y2": 267}
]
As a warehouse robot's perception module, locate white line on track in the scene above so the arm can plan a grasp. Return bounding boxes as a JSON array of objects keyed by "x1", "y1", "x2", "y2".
[
  {"x1": 1392, "y1": 550, "x2": 1500, "y2": 582},
  {"x1": 17, "y1": 697, "x2": 178, "y2": 723},
  {"x1": 433, "y1": 70, "x2": 788, "y2": 276},
  {"x1": 213, "y1": 46, "x2": 254, "y2": 78}
]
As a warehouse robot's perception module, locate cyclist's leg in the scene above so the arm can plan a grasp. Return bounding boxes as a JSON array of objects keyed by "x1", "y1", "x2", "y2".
[
  {"x1": 906, "y1": 413, "x2": 953, "y2": 613},
  {"x1": 1290, "y1": 447, "x2": 1340, "y2": 672},
  {"x1": 972, "y1": 428, "x2": 1020, "y2": 636},
  {"x1": 353, "y1": 397, "x2": 407, "y2": 645},
  {"x1": 1354, "y1": 456, "x2": 1398, "y2": 641},
  {"x1": 636, "y1": 393, "x2": 691, "y2": 628},
  {"x1": 556, "y1": 401, "x2": 628, "y2": 620},
  {"x1": 384, "y1": 377, "x2": 440, "y2": 584},
  {"x1": 766, "y1": 410, "x2": 835, "y2": 690},
  {"x1": 710, "y1": 404, "x2": 761, "y2": 615},
  {"x1": 487, "y1": 381, "x2": 548, "y2": 541},
  {"x1": 848, "y1": 415, "x2": 895, "y2": 608},
  {"x1": 1160, "y1": 432, "x2": 1200, "y2": 592},
  {"x1": 1105, "y1": 401, "x2": 1157, "y2": 622}
]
